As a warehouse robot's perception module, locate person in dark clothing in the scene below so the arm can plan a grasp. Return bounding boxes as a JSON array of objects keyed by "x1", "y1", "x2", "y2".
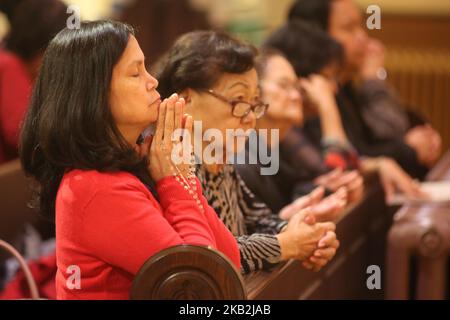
[
  {"x1": 263, "y1": 21, "x2": 427, "y2": 204},
  {"x1": 303, "y1": 82, "x2": 429, "y2": 178},
  {"x1": 0, "y1": 0, "x2": 68, "y2": 163},
  {"x1": 286, "y1": 0, "x2": 442, "y2": 179},
  {"x1": 236, "y1": 48, "x2": 360, "y2": 215}
]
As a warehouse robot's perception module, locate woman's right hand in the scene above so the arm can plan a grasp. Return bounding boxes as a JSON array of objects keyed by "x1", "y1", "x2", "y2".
[
  {"x1": 404, "y1": 124, "x2": 442, "y2": 168},
  {"x1": 300, "y1": 75, "x2": 337, "y2": 113},
  {"x1": 308, "y1": 187, "x2": 348, "y2": 222},
  {"x1": 315, "y1": 169, "x2": 364, "y2": 203},
  {"x1": 302, "y1": 230, "x2": 340, "y2": 272},
  {"x1": 137, "y1": 93, "x2": 194, "y2": 182},
  {"x1": 279, "y1": 186, "x2": 347, "y2": 222},
  {"x1": 377, "y1": 157, "x2": 428, "y2": 202},
  {"x1": 277, "y1": 210, "x2": 336, "y2": 262},
  {"x1": 278, "y1": 187, "x2": 325, "y2": 220}
]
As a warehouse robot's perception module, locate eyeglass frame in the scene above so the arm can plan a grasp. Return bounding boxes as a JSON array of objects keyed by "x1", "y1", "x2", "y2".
[{"x1": 199, "y1": 89, "x2": 269, "y2": 119}]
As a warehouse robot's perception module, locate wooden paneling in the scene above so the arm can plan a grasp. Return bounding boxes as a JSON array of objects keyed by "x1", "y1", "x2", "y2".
[
  {"x1": 120, "y1": 0, "x2": 210, "y2": 64},
  {"x1": 369, "y1": 14, "x2": 450, "y2": 152},
  {"x1": 368, "y1": 14, "x2": 450, "y2": 49}
]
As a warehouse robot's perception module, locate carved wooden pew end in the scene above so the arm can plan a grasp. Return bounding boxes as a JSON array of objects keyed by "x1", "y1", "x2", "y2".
[
  {"x1": 130, "y1": 245, "x2": 246, "y2": 300},
  {"x1": 386, "y1": 151, "x2": 450, "y2": 300},
  {"x1": 386, "y1": 206, "x2": 450, "y2": 299}
]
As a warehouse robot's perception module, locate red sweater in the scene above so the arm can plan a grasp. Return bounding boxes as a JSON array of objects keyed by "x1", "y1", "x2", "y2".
[
  {"x1": 0, "y1": 50, "x2": 31, "y2": 163},
  {"x1": 55, "y1": 170, "x2": 240, "y2": 300}
]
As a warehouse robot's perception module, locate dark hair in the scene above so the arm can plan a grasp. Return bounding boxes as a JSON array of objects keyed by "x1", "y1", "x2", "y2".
[
  {"x1": 20, "y1": 20, "x2": 151, "y2": 220},
  {"x1": 0, "y1": 0, "x2": 25, "y2": 20},
  {"x1": 264, "y1": 21, "x2": 343, "y2": 77},
  {"x1": 288, "y1": 0, "x2": 332, "y2": 31},
  {"x1": 5, "y1": 0, "x2": 68, "y2": 61},
  {"x1": 154, "y1": 30, "x2": 258, "y2": 99}
]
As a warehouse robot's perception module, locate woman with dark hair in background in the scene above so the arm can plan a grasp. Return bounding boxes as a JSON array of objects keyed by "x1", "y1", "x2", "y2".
[
  {"x1": 0, "y1": 0, "x2": 68, "y2": 164},
  {"x1": 266, "y1": 20, "x2": 427, "y2": 203},
  {"x1": 264, "y1": 21, "x2": 359, "y2": 175},
  {"x1": 236, "y1": 47, "x2": 360, "y2": 218},
  {"x1": 287, "y1": 0, "x2": 442, "y2": 179},
  {"x1": 20, "y1": 20, "x2": 240, "y2": 299},
  {"x1": 156, "y1": 30, "x2": 344, "y2": 274}
]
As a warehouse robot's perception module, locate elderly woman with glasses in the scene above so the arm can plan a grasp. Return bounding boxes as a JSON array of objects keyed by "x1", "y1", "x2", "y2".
[{"x1": 155, "y1": 31, "x2": 343, "y2": 274}]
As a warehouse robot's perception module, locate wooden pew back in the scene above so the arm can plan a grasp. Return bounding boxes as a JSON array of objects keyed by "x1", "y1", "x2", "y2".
[{"x1": 0, "y1": 159, "x2": 35, "y2": 262}]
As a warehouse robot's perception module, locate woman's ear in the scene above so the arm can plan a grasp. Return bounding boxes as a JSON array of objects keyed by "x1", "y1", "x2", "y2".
[
  {"x1": 180, "y1": 88, "x2": 195, "y2": 114},
  {"x1": 180, "y1": 88, "x2": 192, "y2": 104}
]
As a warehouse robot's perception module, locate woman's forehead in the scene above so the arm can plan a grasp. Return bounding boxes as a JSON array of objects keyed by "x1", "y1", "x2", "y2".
[
  {"x1": 214, "y1": 69, "x2": 259, "y2": 92},
  {"x1": 264, "y1": 56, "x2": 297, "y2": 82},
  {"x1": 117, "y1": 36, "x2": 145, "y2": 67}
]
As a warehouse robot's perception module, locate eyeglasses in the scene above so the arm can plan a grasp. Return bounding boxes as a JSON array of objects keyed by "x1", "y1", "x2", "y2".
[{"x1": 200, "y1": 89, "x2": 269, "y2": 119}]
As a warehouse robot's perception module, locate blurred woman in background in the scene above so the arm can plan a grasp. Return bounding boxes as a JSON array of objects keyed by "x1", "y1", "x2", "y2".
[
  {"x1": 266, "y1": 20, "x2": 427, "y2": 203},
  {"x1": 0, "y1": 0, "x2": 67, "y2": 164},
  {"x1": 287, "y1": 0, "x2": 442, "y2": 179},
  {"x1": 236, "y1": 47, "x2": 361, "y2": 219}
]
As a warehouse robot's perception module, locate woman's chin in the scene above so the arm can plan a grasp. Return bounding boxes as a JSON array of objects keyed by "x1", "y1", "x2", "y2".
[
  {"x1": 294, "y1": 115, "x2": 304, "y2": 126},
  {"x1": 145, "y1": 113, "x2": 158, "y2": 125},
  {"x1": 285, "y1": 110, "x2": 303, "y2": 126}
]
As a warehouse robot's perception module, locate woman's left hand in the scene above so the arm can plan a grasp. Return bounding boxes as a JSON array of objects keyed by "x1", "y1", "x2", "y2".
[
  {"x1": 302, "y1": 230, "x2": 340, "y2": 272},
  {"x1": 279, "y1": 187, "x2": 325, "y2": 220},
  {"x1": 315, "y1": 169, "x2": 364, "y2": 203},
  {"x1": 136, "y1": 93, "x2": 194, "y2": 181}
]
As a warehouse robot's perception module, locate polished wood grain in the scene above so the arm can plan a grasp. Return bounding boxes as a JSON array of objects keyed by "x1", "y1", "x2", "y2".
[
  {"x1": 0, "y1": 159, "x2": 36, "y2": 264},
  {"x1": 130, "y1": 245, "x2": 246, "y2": 300}
]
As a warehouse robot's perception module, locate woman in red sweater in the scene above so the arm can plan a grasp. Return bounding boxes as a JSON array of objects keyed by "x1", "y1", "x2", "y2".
[
  {"x1": 19, "y1": 20, "x2": 240, "y2": 299},
  {"x1": 0, "y1": 0, "x2": 68, "y2": 163}
]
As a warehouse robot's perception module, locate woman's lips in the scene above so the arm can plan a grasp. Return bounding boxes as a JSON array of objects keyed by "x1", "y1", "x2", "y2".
[{"x1": 150, "y1": 97, "x2": 161, "y2": 106}]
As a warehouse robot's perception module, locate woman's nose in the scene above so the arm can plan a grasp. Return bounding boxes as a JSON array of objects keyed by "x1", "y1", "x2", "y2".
[
  {"x1": 146, "y1": 72, "x2": 159, "y2": 91},
  {"x1": 356, "y1": 27, "x2": 369, "y2": 45},
  {"x1": 242, "y1": 110, "x2": 256, "y2": 125},
  {"x1": 290, "y1": 87, "x2": 302, "y2": 102}
]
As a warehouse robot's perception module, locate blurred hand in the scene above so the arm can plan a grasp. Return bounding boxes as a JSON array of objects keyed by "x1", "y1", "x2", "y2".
[
  {"x1": 360, "y1": 38, "x2": 386, "y2": 80},
  {"x1": 280, "y1": 186, "x2": 347, "y2": 222},
  {"x1": 309, "y1": 187, "x2": 348, "y2": 222},
  {"x1": 405, "y1": 124, "x2": 442, "y2": 168},
  {"x1": 300, "y1": 75, "x2": 338, "y2": 113},
  {"x1": 315, "y1": 168, "x2": 364, "y2": 203},
  {"x1": 279, "y1": 187, "x2": 325, "y2": 220},
  {"x1": 377, "y1": 157, "x2": 429, "y2": 203}
]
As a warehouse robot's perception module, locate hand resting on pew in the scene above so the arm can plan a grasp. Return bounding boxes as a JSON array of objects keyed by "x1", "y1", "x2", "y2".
[
  {"x1": 314, "y1": 168, "x2": 364, "y2": 203},
  {"x1": 276, "y1": 210, "x2": 338, "y2": 272},
  {"x1": 276, "y1": 187, "x2": 345, "y2": 272},
  {"x1": 279, "y1": 186, "x2": 348, "y2": 222},
  {"x1": 361, "y1": 157, "x2": 430, "y2": 203}
]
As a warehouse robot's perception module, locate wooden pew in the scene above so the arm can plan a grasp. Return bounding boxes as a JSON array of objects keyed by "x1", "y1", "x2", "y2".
[
  {"x1": 132, "y1": 173, "x2": 395, "y2": 300},
  {"x1": 244, "y1": 173, "x2": 394, "y2": 300},
  {"x1": 130, "y1": 245, "x2": 246, "y2": 300},
  {"x1": 0, "y1": 159, "x2": 36, "y2": 264}
]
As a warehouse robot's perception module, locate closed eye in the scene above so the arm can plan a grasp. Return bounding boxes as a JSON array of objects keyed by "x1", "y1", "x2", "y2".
[{"x1": 234, "y1": 95, "x2": 246, "y2": 101}]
